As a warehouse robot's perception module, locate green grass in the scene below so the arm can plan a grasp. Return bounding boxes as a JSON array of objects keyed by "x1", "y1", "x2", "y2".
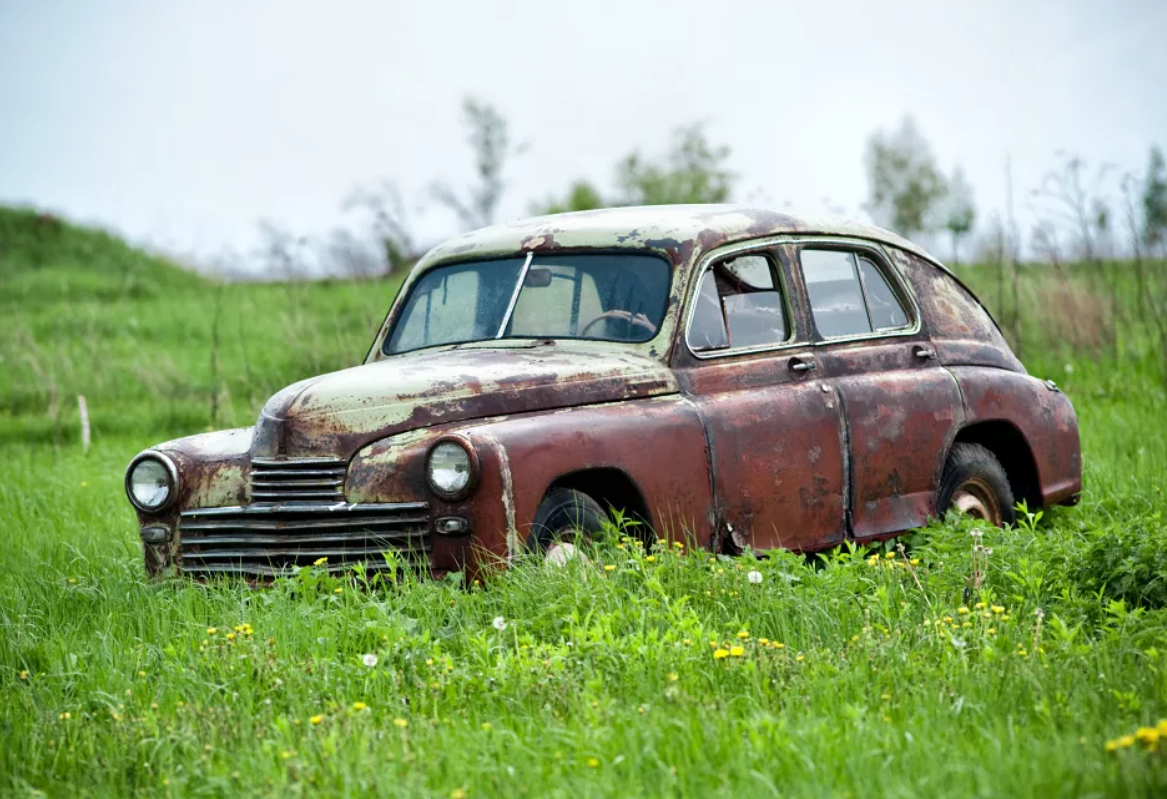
[{"x1": 2, "y1": 208, "x2": 1167, "y2": 796}]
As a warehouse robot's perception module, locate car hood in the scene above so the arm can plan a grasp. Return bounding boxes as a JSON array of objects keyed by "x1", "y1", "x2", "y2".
[{"x1": 251, "y1": 342, "x2": 677, "y2": 458}]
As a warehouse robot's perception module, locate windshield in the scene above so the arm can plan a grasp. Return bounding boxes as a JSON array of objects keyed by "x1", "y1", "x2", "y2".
[{"x1": 384, "y1": 253, "x2": 671, "y2": 355}]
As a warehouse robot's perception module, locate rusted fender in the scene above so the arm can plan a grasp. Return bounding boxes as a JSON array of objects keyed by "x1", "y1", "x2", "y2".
[
  {"x1": 346, "y1": 395, "x2": 715, "y2": 571},
  {"x1": 949, "y1": 367, "x2": 1082, "y2": 506}
]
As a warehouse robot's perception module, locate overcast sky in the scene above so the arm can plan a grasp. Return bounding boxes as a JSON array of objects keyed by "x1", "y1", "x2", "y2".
[{"x1": 1, "y1": 0, "x2": 1165, "y2": 270}]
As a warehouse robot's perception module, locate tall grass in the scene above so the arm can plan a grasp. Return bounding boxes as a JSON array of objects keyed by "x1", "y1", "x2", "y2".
[{"x1": 2, "y1": 211, "x2": 1167, "y2": 796}]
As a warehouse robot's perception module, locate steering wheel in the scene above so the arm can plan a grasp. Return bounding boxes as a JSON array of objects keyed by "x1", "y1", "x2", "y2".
[{"x1": 579, "y1": 310, "x2": 658, "y2": 339}]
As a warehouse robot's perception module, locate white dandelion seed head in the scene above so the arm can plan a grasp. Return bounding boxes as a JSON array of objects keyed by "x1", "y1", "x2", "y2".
[
  {"x1": 362, "y1": 653, "x2": 378, "y2": 668},
  {"x1": 747, "y1": 570, "x2": 763, "y2": 584},
  {"x1": 492, "y1": 616, "x2": 507, "y2": 631}
]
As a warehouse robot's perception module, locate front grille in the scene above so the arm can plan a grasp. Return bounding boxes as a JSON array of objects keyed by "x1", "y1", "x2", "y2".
[
  {"x1": 249, "y1": 457, "x2": 347, "y2": 503},
  {"x1": 178, "y1": 502, "x2": 431, "y2": 578}
]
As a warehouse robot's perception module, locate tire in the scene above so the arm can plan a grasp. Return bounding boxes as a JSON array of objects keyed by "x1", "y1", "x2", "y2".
[
  {"x1": 937, "y1": 443, "x2": 1016, "y2": 527},
  {"x1": 527, "y1": 488, "x2": 610, "y2": 554}
]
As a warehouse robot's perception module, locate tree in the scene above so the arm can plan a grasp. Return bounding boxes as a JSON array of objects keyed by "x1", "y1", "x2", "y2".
[
  {"x1": 942, "y1": 166, "x2": 976, "y2": 264},
  {"x1": 1031, "y1": 153, "x2": 1113, "y2": 263},
  {"x1": 616, "y1": 124, "x2": 735, "y2": 206},
  {"x1": 343, "y1": 180, "x2": 418, "y2": 276},
  {"x1": 863, "y1": 117, "x2": 947, "y2": 237},
  {"x1": 432, "y1": 98, "x2": 521, "y2": 230},
  {"x1": 536, "y1": 180, "x2": 605, "y2": 215},
  {"x1": 1144, "y1": 145, "x2": 1167, "y2": 252}
]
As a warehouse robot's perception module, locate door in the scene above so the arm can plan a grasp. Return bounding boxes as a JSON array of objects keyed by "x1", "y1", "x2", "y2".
[
  {"x1": 678, "y1": 247, "x2": 847, "y2": 553},
  {"x1": 794, "y1": 243, "x2": 964, "y2": 539}
]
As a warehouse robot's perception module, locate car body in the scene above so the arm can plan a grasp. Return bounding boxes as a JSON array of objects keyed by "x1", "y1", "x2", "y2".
[{"x1": 125, "y1": 205, "x2": 1081, "y2": 579}]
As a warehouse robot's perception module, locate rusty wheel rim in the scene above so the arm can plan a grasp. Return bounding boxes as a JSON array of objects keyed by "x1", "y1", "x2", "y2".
[{"x1": 951, "y1": 478, "x2": 1002, "y2": 526}]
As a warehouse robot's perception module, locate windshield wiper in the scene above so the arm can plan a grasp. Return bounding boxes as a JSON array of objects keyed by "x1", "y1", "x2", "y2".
[{"x1": 496, "y1": 251, "x2": 534, "y2": 338}]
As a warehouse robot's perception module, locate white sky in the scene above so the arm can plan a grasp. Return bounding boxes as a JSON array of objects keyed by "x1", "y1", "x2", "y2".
[{"x1": 1, "y1": 0, "x2": 1165, "y2": 270}]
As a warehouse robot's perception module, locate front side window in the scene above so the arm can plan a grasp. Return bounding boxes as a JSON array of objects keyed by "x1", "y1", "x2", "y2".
[
  {"x1": 800, "y1": 248, "x2": 910, "y2": 338},
  {"x1": 688, "y1": 253, "x2": 789, "y2": 352},
  {"x1": 385, "y1": 253, "x2": 671, "y2": 354}
]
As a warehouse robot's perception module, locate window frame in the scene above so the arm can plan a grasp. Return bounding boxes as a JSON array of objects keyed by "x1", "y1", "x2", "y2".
[
  {"x1": 683, "y1": 243, "x2": 799, "y2": 360},
  {"x1": 794, "y1": 240, "x2": 920, "y2": 344}
]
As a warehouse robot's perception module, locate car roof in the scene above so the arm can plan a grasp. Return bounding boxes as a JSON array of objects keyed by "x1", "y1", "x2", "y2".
[{"x1": 420, "y1": 204, "x2": 940, "y2": 268}]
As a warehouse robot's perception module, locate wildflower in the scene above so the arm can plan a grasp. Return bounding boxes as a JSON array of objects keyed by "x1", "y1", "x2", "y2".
[
  {"x1": 206, "y1": 627, "x2": 217, "y2": 635},
  {"x1": 736, "y1": 631, "x2": 750, "y2": 640},
  {"x1": 867, "y1": 555, "x2": 878, "y2": 566},
  {"x1": 713, "y1": 649, "x2": 730, "y2": 659},
  {"x1": 281, "y1": 751, "x2": 292, "y2": 760},
  {"x1": 1136, "y1": 727, "x2": 1160, "y2": 749},
  {"x1": 492, "y1": 617, "x2": 507, "y2": 631},
  {"x1": 393, "y1": 718, "x2": 409, "y2": 729},
  {"x1": 604, "y1": 565, "x2": 615, "y2": 572},
  {"x1": 909, "y1": 558, "x2": 920, "y2": 566},
  {"x1": 1117, "y1": 734, "x2": 1136, "y2": 748},
  {"x1": 309, "y1": 715, "x2": 324, "y2": 725},
  {"x1": 683, "y1": 639, "x2": 691, "y2": 646},
  {"x1": 352, "y1": 702, "x2": 368, "y2": 711},
  {"x1": 481, "y1": 722, "x2": 492, "y2": 731},
  {"x1": 991, "y1": 605, "x2": 1005, "y2": 614},
  {"x1": 885, "y1": 551, "x2": 895, "y2": 559},
  {"x1": 729, "y1": 646, "x2": 745, "y2": 657},
  {"x1": 974, "y1": 601, "x2": 987, "y2": 610},
  {"x1": 362, "y1": 654, "x2": 378, "y2": 668},
  {"x1": 226, "y1": 633, "x2": 235, "y2": 641},
  {"x1": 19, "y1": 670, "x2": 28, "y2": 681},
  {"x1": 451, "y1": 790, "x2": 467, "y2": 799},
  {"x1": 586, "y1": 757, "x2": 599, "y2": 768},
  {"x1": 1159, "y1": 719, "x2": 1167, "y2": 736},
  {"x1": 673, "y1": 541, "x2": 684, "y2": 549},
  {"x1": 773, "y1": 642, "x2": 786, "y2": 649},
  {"x1": 334, "y1": 587, "x2": 343, "y2": 595},
  {"x1": 667, "y1": 673, "x2": 679, "y2": 682},
  {"x1": 987, "y1": 628, "x2": 996, "y2": 636},
  {"x1": 957, "y1": 607, "x2": 970, "y2": 615},
  {"x1": 138, "y1": 671, "x2": 146, "y2": 677},
  {"x1": 1104, "y1": 739, "x2": 1119, "y2": 753},
  {"x1": 59, "y1": 712, "x2": 71, "y2": 720},
  {"x1": 747, "y1": 570, "x2": 763, "y2": 584},
  {"x1": 795, "y1": 654, "x2": 805, "y2": 662},
  {"x1": 645, "y1": 555, "x2": 655, "y2": 563},
  {"x1": 313, "y1": 557, "x2": 328, "y2": 566}
]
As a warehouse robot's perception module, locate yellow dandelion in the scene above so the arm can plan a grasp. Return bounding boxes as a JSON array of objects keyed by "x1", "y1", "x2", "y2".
[
  {"x1": 795, "y1": 653, "x2": 805, "y2": 662},
  {"x1": 683, "y1": 639, "x2": 692, "y2": 646},
  {"x1": 1105, "y1": 739, "x2": 1119, "y2": 753},
  {"x1": 645, "y1": 555, "x2": 655, "y2": 563},
  {"x1": 19, "y1": 670, "x2": 29, "y2": 681},
  {"x1": 586, "y1": 757, "x2": 599, "y2": 768},
  {"x1": 667, "y1": 672, "x2": 679, "y2": 681},
  {"x1": 673, "y1": 541, "x2": 684, "y2": 548},
  {"x1": 991, "y1": 605, "x2": 1005, "y2": 614},
  {"x1": 773, "y1": 642, "x2": 786, "y2": 649},
  {"x1": 206, "y1": 627, "x2": 217, "y2": 635},
  {"x1": 138, "y1": 670, "x2": 146, "y2": 677},
  {"x1": 281, "y1": 751, "x2": 292, "y2": 760},
  {"x1": 616, "y1": 543, "x2": 626, "y2": 550},
  {"x1": 313, "y1": 557, "x2": 328, "y2": 566},
  {"x1": 393, "y1": 718, "x2": 409, "y2": 729},
  {"x1": 59, "y1": 712, "x2": 71, "y2": 720},
  {"x1": 729, "y1": 646, "x2": 745, "y2": 657},
  {"x1": 1158, "y1": 720, "x2": 1167, "y2": 736},
  {"x1": 352, "y1": 702, "x2": 367, "y2": 711},
  {"x1": 957, "y1": 607, "x2": 970, "y2": 615},
  {"x1": 736, "y1": 631, "x2": 749, "y2": 640},
  {"x1": 451, "y1": 790, "x2": 468, "y2": 799},
  {"x1": 226, "y1": 633, "x2": 235, "y2": 641},
  {"x1": 974, "y1": 601, "x2": 987, "y2": 610},
  {"x1": 309, "y1": 714, "x2": 324, "y2": 725},
  {"x1": 1136, "y1": 727, "x2": 1160, "y2": 748},
  {"x1": 885, "y1": 551, "x2": 895, "y2": 559},
  {"x1": 334, "y1": 587, "x2": 343, "y2": 595},
  {"x1": 1117, "y1": 734, "x2": 1136, "y2": 748},
  {"x1": 713, "y1": 648, "x2": 730, "y2": 659},
  {"x1": 909, "y1": 558, "x2": 920, "y2": 566},
  {"x1": 481, "y1": 722, "x2": 492, "y2": 730},
  {"x1": 987, "y1": 627, "x2": 996, "y2": 635},
  {"x1": 604, "y1": 565, "x2": 615, "y2": 572}
]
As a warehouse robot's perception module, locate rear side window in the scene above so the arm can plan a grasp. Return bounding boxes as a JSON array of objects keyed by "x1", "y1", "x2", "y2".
[
  {"x1": 800, "y1": 248, "x2": 910, "y2": 339},
  {"x1": 688, "y1": 253, "x2": 789, "y2": 352}
]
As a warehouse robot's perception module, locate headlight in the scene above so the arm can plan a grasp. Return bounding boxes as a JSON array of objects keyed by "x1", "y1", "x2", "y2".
[
  {"x1": 125, "y1": 452, "x2": 179, "y2": 512},
  {"x1": 426, "y1": 438, "x2": 477, "y2": 500}
]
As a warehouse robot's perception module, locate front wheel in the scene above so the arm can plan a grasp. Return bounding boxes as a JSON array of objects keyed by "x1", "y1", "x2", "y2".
[
  {"x1": 527, "y1": 488, "x2": 610, "y2": 566},
  {"x1": 937, "y1": 443, "x2": 1016, "y2": 527}
]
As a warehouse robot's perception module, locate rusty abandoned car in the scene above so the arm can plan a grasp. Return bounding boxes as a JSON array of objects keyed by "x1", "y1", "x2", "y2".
[{"x1": 125, "y1": 206, "x2": 1082, "y2": 579}]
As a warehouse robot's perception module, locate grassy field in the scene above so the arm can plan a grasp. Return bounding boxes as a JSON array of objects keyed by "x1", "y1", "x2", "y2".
[{"x1": 2, "y1": 207, "x2": 1167, "y2": 797}]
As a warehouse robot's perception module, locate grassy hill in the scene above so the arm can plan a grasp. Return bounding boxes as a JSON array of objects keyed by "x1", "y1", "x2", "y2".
[{"x1": 2, "y1": 207, "x2": 1167, "y2": 796}]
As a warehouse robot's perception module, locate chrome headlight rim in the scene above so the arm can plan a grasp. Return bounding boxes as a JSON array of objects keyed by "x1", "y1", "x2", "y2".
[
  {"x1": 125, "y1": 450, "x2": 180, "y2": 513},
  {"x1": 425, "y1": 436, "x2": 478, "y2": 501}
]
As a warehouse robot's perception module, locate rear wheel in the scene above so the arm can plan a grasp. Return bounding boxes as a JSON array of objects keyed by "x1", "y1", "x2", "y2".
[
  {"x1": 937, "y1": 443, "x2": 1016, "y2": 527},
  {"x1": 528, "y1": 488, "x2": 610, "y2": 566}
]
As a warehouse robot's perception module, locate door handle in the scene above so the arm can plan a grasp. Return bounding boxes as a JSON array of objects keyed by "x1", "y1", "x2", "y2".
[
  {"x1": 913, "y1": 346, "x2": 936, "y2": 360},
  {"x1": 789, "y1": 357, "x2": 817, "y2": 373}
]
